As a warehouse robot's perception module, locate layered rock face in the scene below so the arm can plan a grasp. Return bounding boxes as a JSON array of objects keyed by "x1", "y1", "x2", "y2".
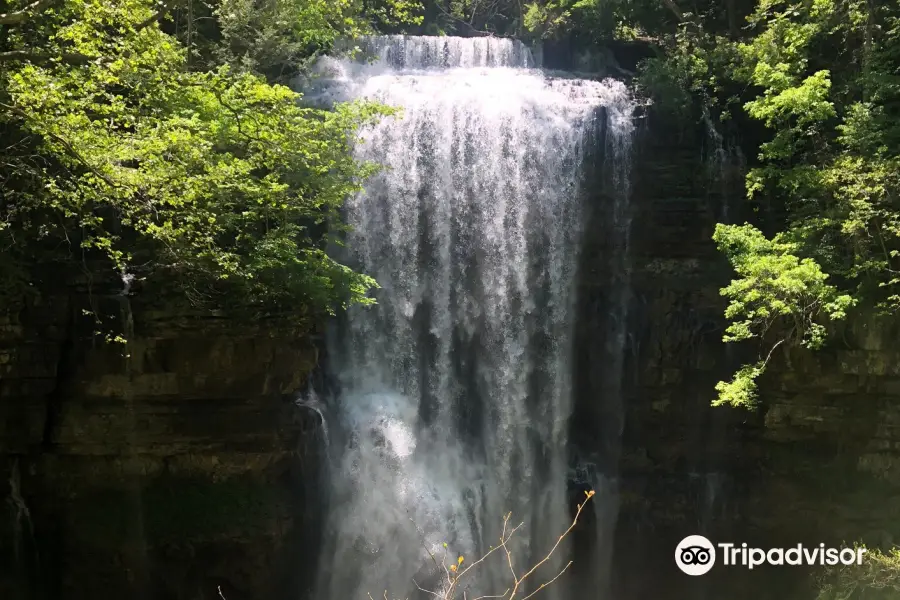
[
  {"x1": 3, "y1": 93, "x2": 900, "y2": 600},
  {"x1": 0, "y1": 290, "x2": 323, "y2": 600},
  {"x1": 580, "y1": 110, "x2": 900, "y2": 598}
]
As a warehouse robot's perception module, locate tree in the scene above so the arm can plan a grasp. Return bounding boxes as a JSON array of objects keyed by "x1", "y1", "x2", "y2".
[
  {"x1": 0, "y1": 0, "x2": 419, "y2": 319},
  {"x1": 635, "y1": 0, "x2": 900, "y2": 409}
]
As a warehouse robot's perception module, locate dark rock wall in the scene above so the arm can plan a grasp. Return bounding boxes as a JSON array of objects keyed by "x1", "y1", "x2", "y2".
[
  {"x1": 573, "y1": 109, "x2": 900, "y2": 599},
  {"x1": 3, "y1": 101, "x2": 900, "y2": 600},
  {"x1": 0, "y1": 290, "x2": 325, "y2": 600}
]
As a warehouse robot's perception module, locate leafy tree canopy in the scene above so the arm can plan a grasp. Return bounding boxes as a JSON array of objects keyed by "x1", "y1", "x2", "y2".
[
  {"x1": 640, "y1": 0, "x2": 900, "y2": 409},
  {"x1": 0, "y1": 0, "x2": 422, "y2": 320},
  {"x1": 3, "y1": 0, "x2": 899, "y2": 407}
]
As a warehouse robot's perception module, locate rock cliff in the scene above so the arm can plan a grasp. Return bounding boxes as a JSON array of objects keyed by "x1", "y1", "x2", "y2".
[
  {"x1": 3, "y1": 101, "x2": 900, "y2": 600},
  {"x1": 0, "y1": 287, "x2": 324, "y2": 600},
  {"x1": 581, "y1": 108, "x2": 900, "y2": 599}
]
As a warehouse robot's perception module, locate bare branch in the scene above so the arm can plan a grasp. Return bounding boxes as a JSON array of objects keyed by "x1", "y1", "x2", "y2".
[
  {"x1": 761, "y1": 338, "x2": 786, "y2": 369},
  {"x1": 413, "y1": 581, "x2": 443, "y2": 599},
  {"x1": 519, "y1": 561, "x2": 572, "y2": 600},
  {"x1": 388, "y1": 491, "x2": 595, "y2": 600},
  {"x1": 0, "y1": 0, "x2": 54, "y2": 26},
  {"x1": 508, "y1": 493, "x2": 594, "y2": 599}
]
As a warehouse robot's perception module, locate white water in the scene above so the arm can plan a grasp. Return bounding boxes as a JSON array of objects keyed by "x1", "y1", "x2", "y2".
[{"x1": 314, "y1": 36, "x2": 634, "y2": 600}]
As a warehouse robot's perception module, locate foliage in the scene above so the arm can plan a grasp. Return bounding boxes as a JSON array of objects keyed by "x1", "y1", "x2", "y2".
[
  {"x1": 0, "y1": 0, "x2": 420, "y2": 318},
  {"x1": 637, "y1": 26, "x2": 739, "y2": 117},
  {"x1": 207, "y1": 0, "x2": 423, "y2": 80},
  {"x1": 712, "y1": 362, "x2": 765, "y2": 410},
  {"x1": 522, "y1": 0, "x2": 623, "y2": 40},
  {"x1": 713, "y1": 224, "x2": 854, "y2": 349},
  {"x1": 711, "y1": 223, "x2": 854, "y2": 408},
  {"x1": 416, "y1": 0, "x2": 655, "y2": 38},
  {"x1": 817, "y1": 547, "x2": 900, "y2": 600},
  {"x1": 519, "y1": 0, "x2": 742, "y2": 41},
  {"x1": 422, "y1": 0, "x2": 525, "y2": 36},
  {"x1": 630, "y1": 0, "x2": 900, "y2": 408},
  {"x1": 4, "y1": 0, "x2": 900, "y2": 405}
]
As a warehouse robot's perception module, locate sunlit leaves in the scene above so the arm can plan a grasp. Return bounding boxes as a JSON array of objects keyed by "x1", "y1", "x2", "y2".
[
  {"x1": 816, "y1": 547, "x2": 900, "y2": 599},
  {"x1": 212, "y1": 0, "x2": 422, "y2": 77},
  {"x1": 712, "y1": 223, "x2": 856, "y2": 407},
  {"x1": 714, "y1": 223, "x2": 855, "y2": 345},
  {"x1": 635, "y1": 0, "x2": 900, "y2": 408},
  {"x1": 713, "y1": 362, "x2": 765, "y2": 409},
  {"x1": 1, "y1": 0, "x2": 396, "y2": 314}
]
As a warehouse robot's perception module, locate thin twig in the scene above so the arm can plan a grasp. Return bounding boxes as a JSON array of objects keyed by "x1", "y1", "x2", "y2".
[
  {"x1": 519, "y1": 561, "x2": 573, "y2": 600},
  {"x1": 413, "y1": 581, "x2": 443, "y2": 599},
  {"x1": 473, "y1": 590, "x2": 511, "y2": 600},
  {"x1": 508, "y1": 493, "x2": 594, "y2": 599}
]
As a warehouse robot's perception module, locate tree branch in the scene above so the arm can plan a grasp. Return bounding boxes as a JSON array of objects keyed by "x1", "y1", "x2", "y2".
[
  {"x1": 135, "y1": 0, "x2": 180, "y2": 31},
  {"x1": 0, "y1": 0, "x2": 54, "y2": 26},
  {"x1": 0, "y1": 50, "x2": 93, "y2": 64},
  {"x1": 507, "y1": 495, "x2": 591, "y2": 600},
  {"x1": 661, "y1": 0, "x2": 685, "y2": 21},
  {"x1": 433, "y1": 1, "x2": 494, "y2": 36},
  {"x1": 2, "y1": 102, "x2": 122, "y2": 189},
  {"x1": 760, "y1": 338, "x2": 785, "y2": 369}
]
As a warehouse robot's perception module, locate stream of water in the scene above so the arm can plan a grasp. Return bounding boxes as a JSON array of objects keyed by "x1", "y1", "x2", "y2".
[{"x1": 311, "y1": 35, "x2": 635, "y2": 600}]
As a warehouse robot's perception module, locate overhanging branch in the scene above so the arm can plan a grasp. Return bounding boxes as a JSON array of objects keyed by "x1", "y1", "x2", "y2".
[
  {"x1": 0, "y1": 50, "x2": 93, "y2": 64},
  {"x1": 135, "y1": 0, "x2": 180, "y2": 30},
  {"x1": 1, "y1": 0, "x2": 168, "y2": 32},
  {"x1": 0, "y1": 102, "x2": 122, "y2": 189},
  {"x1": 0, "y1": 0, "x2": 54, "y2": 26}
]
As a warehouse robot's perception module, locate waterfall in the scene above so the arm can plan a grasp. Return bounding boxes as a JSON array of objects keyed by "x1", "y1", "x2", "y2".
[
  {"x1": 702, "y1": 108, "x2": 745, "y2": 224},
  {"x1": 312, "y1": 36, "x2": 635, "y2": 600},
  {"x1": 589, "y1": 84, "x2": 635, "y2": 595}
]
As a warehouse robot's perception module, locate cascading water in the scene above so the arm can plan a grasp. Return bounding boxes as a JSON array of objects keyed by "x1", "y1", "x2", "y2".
[
  {"x1": 311, "y1": 36, "x2": 634, "y2": 600},
  {"x1": 698, "y1": 108, "x2": 745, "y2": 530},
  {"x1": 588, "y1": 80, "x2": 635, "y2": 596}
]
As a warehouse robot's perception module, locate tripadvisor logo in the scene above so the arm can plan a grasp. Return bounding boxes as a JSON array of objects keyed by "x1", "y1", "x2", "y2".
[
  {"x1": 676, "y1": 535, "x2": 717, "y2": 576},
  {"x1": 675, "y1": 535, "x2": 867, "y2": 576}
]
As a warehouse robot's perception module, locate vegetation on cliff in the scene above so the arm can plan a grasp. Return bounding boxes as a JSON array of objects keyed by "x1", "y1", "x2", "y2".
[
  {"x1": 4, "y1": 1, "x2": 898, "y2": 398},
  {"x1": 630, "y1": 0, "x2": 900, "y2": 410},
  {"x1": 0, "y1": 0, "x2": 420, "y2": 318},
  {"x1": 429, "y1": 0, "x2": 900, "y2": 411},
  {"x1": 817, "y1": 547, "x2": 900, "y2": 599},
  {"x1": 648, "y1": 0, "x2": 900, "y2": 410}
]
